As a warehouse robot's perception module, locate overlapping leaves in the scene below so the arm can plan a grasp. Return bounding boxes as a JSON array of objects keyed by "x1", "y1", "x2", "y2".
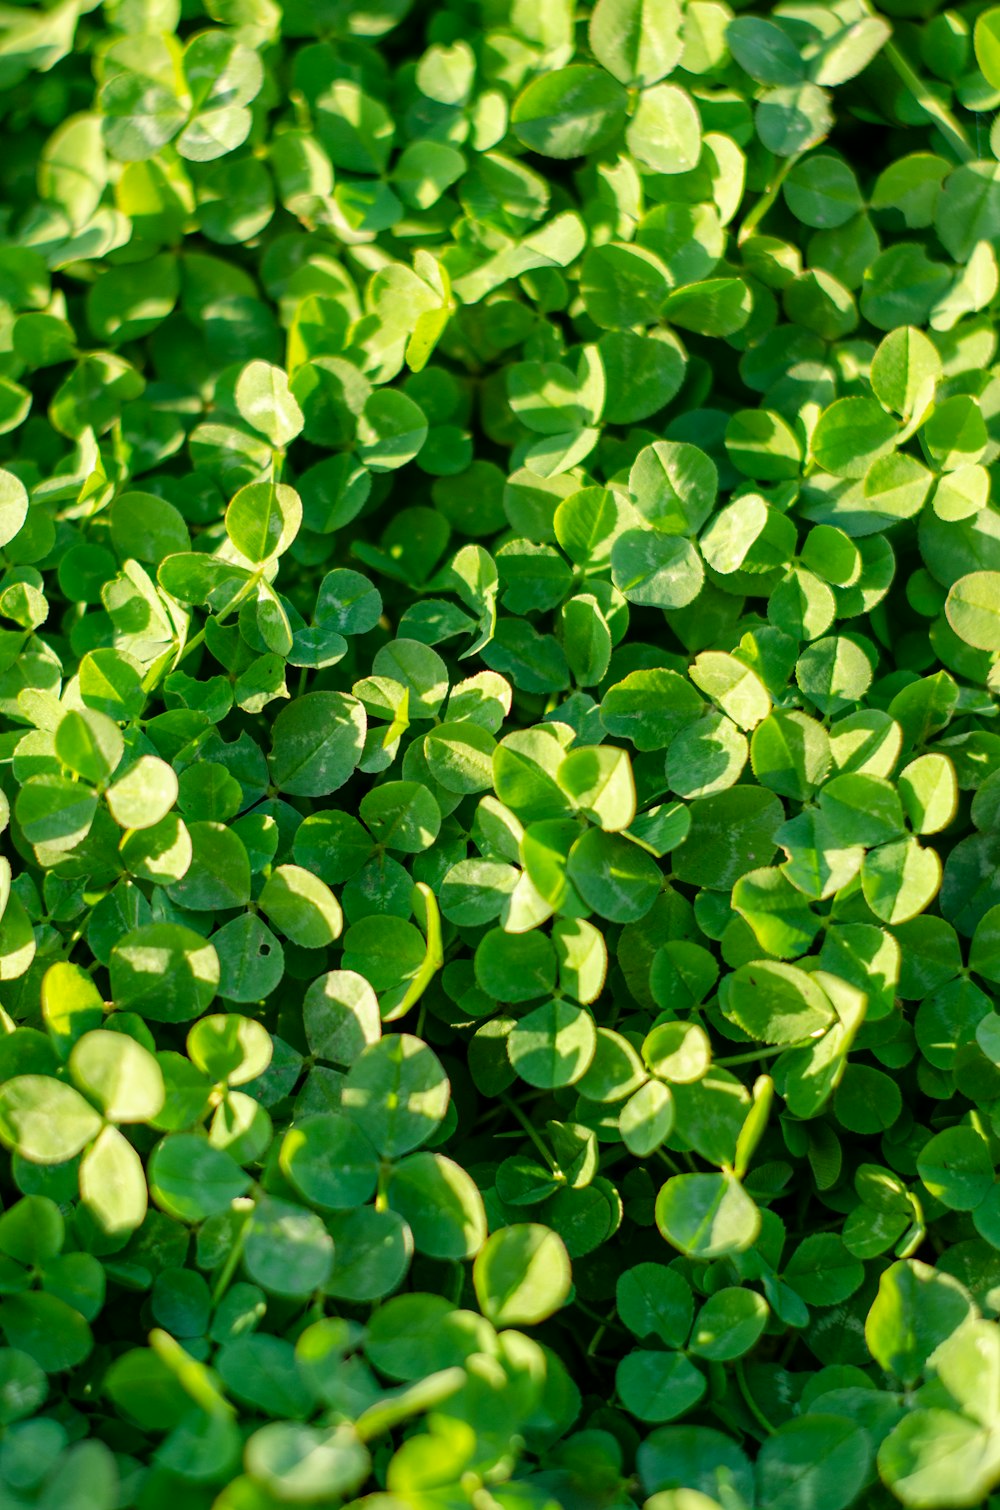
[{"x1": 1, "y1": 0, "x2": 1000, "y2": 1507}]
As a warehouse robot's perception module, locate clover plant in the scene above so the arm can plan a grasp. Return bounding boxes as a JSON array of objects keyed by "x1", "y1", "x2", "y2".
[{"x1": 2, "y1": 0, "x2": 1000, "y2": 1506}]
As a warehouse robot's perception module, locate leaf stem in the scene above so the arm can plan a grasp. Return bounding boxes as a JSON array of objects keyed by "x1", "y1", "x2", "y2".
[
  {"x1": 390, "y1": 882, "x2": 444, "y2": 1019},
  {"x1": 737, "y1": 153, "x2": 800, "y2": 246},
  {"x1": 375, "y1": 1161, "x2": 390, "y2": 1213},
  {"x1": 144, "y1": 571, "x2": 262, "y2": 696},
  {"x1": 501, "y1": 1094, "x2": 560, "y2": 1174},
  {"x1": 735, "y1": 1358, "x2": 777, "y2": 1436},
  {"x1": 211, "y1": 1208, "x2": 251, "y2": 1306},
  {"x1": 717, "y1": 1038, "x2": 817, "y2": 1067},
  {"x1": 883, "y1": 42, "x2": 975, "y2": 162}
]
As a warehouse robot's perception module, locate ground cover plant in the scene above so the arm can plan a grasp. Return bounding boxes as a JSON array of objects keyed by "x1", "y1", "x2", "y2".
[{"x1": 4, "y1": 0, "x2": 1000, "y2": 1506}]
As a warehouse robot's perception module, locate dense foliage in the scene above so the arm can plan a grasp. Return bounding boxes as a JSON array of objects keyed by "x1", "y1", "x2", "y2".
[{"x1": 4, "y1": 0, "x2": 1000, "y2": 1505}]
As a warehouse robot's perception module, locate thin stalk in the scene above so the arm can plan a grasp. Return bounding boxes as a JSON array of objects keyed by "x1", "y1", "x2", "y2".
[
  {"x1": 375, "y1": 1160, "x2": 391, "y2": 1213},
  {"x1": 735, "y1": 1358, "x2": 777, "y2": 1436},
  {"x1": 718, "y1": 1037, "x2": 819, "y2": 1067},
  {"x1": 883, "y1": 42, "x2": 975, "y2": 162},
  {"x1": 501, "y1": 1094, "x2": 560, "y2": 1174},
  {"x1": 211, "y1": 1209, "x2": 251, "y2": 1306},
  {"x1": 737, "y1": 154, "x2": 800, "y2": 246},
  {"x1": 143, "y1": 571, "x2": 261, "y2": 696}
]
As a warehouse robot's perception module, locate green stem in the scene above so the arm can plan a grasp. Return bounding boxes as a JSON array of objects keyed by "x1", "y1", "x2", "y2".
[
  {"x1": 211, "y1": 1209, "x2": 251, "y2": 1306},
  {"x1": 390, "y1": 882, "x2": 443, "y2": 1019},
  {"x1": 883, "y1": 42, "x2": 975, "y2": 162},
  {"x1": 718, "y1": 1038, "x2": 817, "y2": 1067},
  {"x1": 588, "y1": 1325, "x2": 608, "y2": 1358},
  {"x1": 374, "y1": 1161, "x2": 391, "y2": 1213},
  {"x1": 737, "y1": 153, "x2": 800, "y2": 246},
  {"x1": 173, "y1": 625, "x2": 206, "y2": 668},
  {"x1": 735, "y1": 1358, "x2": 777, "y2": 1436},
  {"x1": 144, "y1": 572, "x2": 261, "y2": 696},
  {"x1": 576, "y1": 1299, "x2": 629, "y2": 1347},
  {"x1": 501, "y1": 1095, "x2": 560, "y2": 1174}
]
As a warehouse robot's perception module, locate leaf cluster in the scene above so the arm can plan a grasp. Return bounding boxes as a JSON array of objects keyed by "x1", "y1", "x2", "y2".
[{"x1": 2, "y1": 0, "x2": 1000, "y2": 1508}]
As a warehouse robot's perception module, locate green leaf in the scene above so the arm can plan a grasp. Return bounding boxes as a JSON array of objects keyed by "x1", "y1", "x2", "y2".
[
  {"x1": 167, "y1": 820, "x2": 250, "y2": 911},
  {"x1": 225, "y1": 482, "x2": 302, "y2": 563},
  {"x1": 783, "y1": 1233, "x2": 864, "y2": 1306},
  {"x1": 616, "y1": 1348, "x2": 706, "y2": 1423},
  {"x1": 360, "y1": 781, "x2": 441, "y2": 851},
  {"x1": 945, "y1": 572, "x2": 1000, "y2": 652},
  {"x1": 106, "y1": 756, "x2": 178, "y2": 830},
  {"x1": 917, "y1": 1126, "x2": 993, "y2": 1210},
  {"x1": 269, "y1": 692, "x2": 366, "y2": 796},
  {"x1": 0, "y1": 1076, "x2": 102, "y2": 1164},
  {"x1": 689, "y1": 1288, "x2": 768, "y2": 1361},
  {"x1": 812, "y1": 397, "x2": 898, "y2": 479},
  {"x1": 303, "y1": 966, "x2": 382, "y2": 1063},
  {"x1": 621, "y1": 1080, "x2": 675, "y2": 1156},
  {"x1": 559, "y1": 745, "x2": 636, "y2": 831},
  {"x1": 567, "y1": 829, "x2": 662, "y2": 922},
  {"x1": 976, "y1": 7, "x2": 1000, "y2": 89},
  {"x1": 41, "y1": 961, "x2": 103, "y2": 1058},
  {"x1": 511, "y1": 66, "x2": 628, "y2": 159},
  {"x1": 281, "y1": 1113, "x2": 379, "y2": 1212},
  {"x1": 642, "y1": 1021, "x2": 710, "y2": 1086},
  {"x1": 245, "y1": 1423, "x2": 369, "y2": 1503},
  {"x1": 233, "y1": 360, "x2": 303, "y2": 450},
  {"x1": 69, "y1": 1030, "x2": 164, "y2": 1124},
  {"x1": 0, "y1": 1292, "x2": 93, "y2": 1373},
  {"x1": 17, "y1": 774, "x2": 99, "y2": 854},
  {"x1": 324, "y1": 1207, "x2": 412, "y2": 1303},
  {"x1": 750, "y1": 710, "x2": 830, "y2": 801},
  {"x1": 79, "y1": 1125, "x2": 148, "y2": 1237},
  {"x1": 357, "y1": 391, "x2": 428, "y2": 473},
  {"x1": 731, "y1": 867, "x2": 820, "y2": 959},
  {"x1": 861, "y1": 837, "x2": 942, "y2": 926},
  {"x1": 935, "y1": 164, "x2": 1000, "y2": 263},
  {"x1": 244, "y1": 1195, "x2": 334, "y2": 1297},
  {"x1": 0, "y1": 1349, "x2": 47, "y2": 1425},
  {"x1": 755, "y1": 1416, "x2": 872, "y2": 1510},
  {"x1": 784, "y1": 155, "x2": 863, "y2": 229},
  {"x1": 655, "y1": 1172, "x2": 760, "y2": 1260},
  {"x1": 341, "y1": 1035, "x2": 449, "y2": 1159},
  {"x1": 899, "y1": 754, "x2": 958, "y2": 835},
  {"x1": 258, "y1": 865, "x2": 342, "y2": 948},
  {"x1": 865, "y1": 1260, "x2": 975, "y2": 1385},
  {"x1": 617, "y1": 1262, "x2": 692, "y2": 1345},
  {"x1": 728, "y1": 17, "x2": 805, "y2": 84},
  {"x1": 188, "y1": 1014, "x2": 272, "y2": 1085},
  {"x1": 110, "y1": 923, "x2": 219, "y2": 1023},
  {"x1": 809, "y1": 16, "x2": 889, "y2": 85},
  {"x1": 723, "y1": 960, "x2": 835, "y2": 1043},
  {"x1": 756, "y1": 83, "x2": 833, "y2": 157},
  {"x1": 148, "y1": 1134, "x2": 250, "y2": 1223},
  {"x1": 385, "y1": 1152, "x2": 487, "y2": 1260},
  {"x1": 473, "y1": 1224, "x2": 572, "y2": 1326},
  {"x1": 508, "y1": 1000, "x2": 597, "y2": 1088},
  {"x1": 673, "y1": 786, "x2": 783, "y2": 891},
  {"x1": 870, "y1": 326, "x2": 940, "y2": 419},
  {"x1": 0, "y1": 471, "x2": 29, "y2": 551},
  {"x1": 588, "y1": 0, "x2": 684, "y2": 86},
  {"x1": 601, "y1": 668, "x2": 704, "y2": 752},
  {"x1": 611, "y1": 530, "x2": 704, "y2": 609},
  {"x1": 626, "y1": 84, "x2": 701, "y2": 175},
  {"x1": 878, "y1": 1408, "x2": 1000, "y2": 1510}
]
